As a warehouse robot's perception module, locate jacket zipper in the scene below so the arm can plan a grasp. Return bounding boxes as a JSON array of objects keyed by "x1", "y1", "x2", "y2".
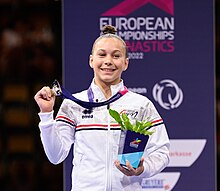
[{"x1": 106, "y1": 105, "x2": 112, "y2": 191}]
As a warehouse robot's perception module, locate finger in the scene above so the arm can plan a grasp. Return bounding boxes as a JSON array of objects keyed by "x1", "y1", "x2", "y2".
[
  {"x1": 50, "y1": 88, "x2": 56, "y2": 97},
  {"x1": 114, "y1": 160, "x2": 132, "y2": 176},
  {"x1": 134, "y1": 158, "x2": 144, "y2": 176},
  {"x1": 34, "y1": 87, "x2": 49, "y2": 101},
  {"x1": 44, "y1": 86, "x2": 52, "y2": 98},
  {"x1": 41, "y1": 86, "x2": 56, "y2": 101},
  {"x1": 125, "y1": 160, "x2": 136, "y2": 175},
  {"x1": 46, "y1": 87, "x2": 56, "y2": 97},
  {"x1": 114, "y1": 160, "x2": 123, "y2": 170},
  {"x1": 138, "y1": 157, "x2": 144, "y2": 167},
  {"x1": 40, "y1": 88, "x2": 49, "y2": 100}
]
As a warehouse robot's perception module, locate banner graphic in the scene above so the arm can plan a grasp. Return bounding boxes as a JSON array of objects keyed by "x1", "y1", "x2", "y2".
[{"x1": 63, "y1": 0, "x2": 215, "y2": 190}]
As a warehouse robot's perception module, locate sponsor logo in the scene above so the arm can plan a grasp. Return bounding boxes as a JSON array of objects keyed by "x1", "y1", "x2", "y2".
[
  {"x1": 141, "y1": 172, "x2": 180, "y2": 190},
  {"x1": 168, "y1": 139, "x2": 207, "y2": 167},
  {"x1": 102, "y1": 0, "x2": 174, "y2": 16},
  {"x1": 130, "y1": 138, "x2": 141, "y2": 148},
  {"x1": 120, "y1": 109, "x2": 138, "y2": 118},
  {"x1": 142, "y1": 179, "x2": 164, "y2": 189},
  {"x1": 128, "y1": 87, "x2": 147, "y2": 94},
  {"x1": 82, "y1": 109, "x2": 93, "y2": 119},
  {"x1": 99, "y1": 0, "x2": 175, "y2": 59},
  {"x1": 152, "y1": 79, "x2": 183, "y2": 110},
  {"x1": 82, "y1": 115, "x2": 93, "y2": 119}
]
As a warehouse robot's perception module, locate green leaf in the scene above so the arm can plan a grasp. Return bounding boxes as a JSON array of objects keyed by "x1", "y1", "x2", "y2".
[
  {"x1": 109, "y1": 109, "x2": 125, "y2": 129},
  {"x1": 137, "y1": 122, "x2": 146, "y2": 132},
  {"x1": 133, "y1": 120, "x2": 141, "y2": 132},
  {"x1": 109, "y1": 109, "x2": 121, "y2": 123},
  {"x1": 143, "y1": 130, "x2": 155, "y2": 136},
  {"x1": 108, "y1": 109, "x2": 155, "y2": 136},
  {"x1": 142, "y1": 121, "x2": 153, "y2": 128},
  {"x1": 121, "y1": 113, "x2": 132, "y2": 130},
  {"x1": 121, "y1": 113, "x2": 129, "y2": 121}
]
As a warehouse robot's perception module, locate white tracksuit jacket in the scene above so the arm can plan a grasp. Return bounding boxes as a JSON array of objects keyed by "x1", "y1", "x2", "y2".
[{"x1": 38, "y1": 80, "x2": 170, "y2": 191}]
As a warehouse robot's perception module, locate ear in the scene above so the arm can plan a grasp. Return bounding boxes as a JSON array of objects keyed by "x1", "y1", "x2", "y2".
[
  {"x1": 89, "y1": 54, "x2": 93, "y2": 68},
  {"x1": 123, "y1": 58, "x2": 129, "y2": 71}
]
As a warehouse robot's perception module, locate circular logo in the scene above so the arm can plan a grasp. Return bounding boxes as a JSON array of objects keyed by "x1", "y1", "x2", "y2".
[{"x1": 152, "y1": 79, "x2": 183, "y2": 110}]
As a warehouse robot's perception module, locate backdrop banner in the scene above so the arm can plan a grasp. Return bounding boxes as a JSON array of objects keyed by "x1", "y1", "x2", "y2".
[{"x1": 63, "y1": 0, "x2": 216, "y2": 190}]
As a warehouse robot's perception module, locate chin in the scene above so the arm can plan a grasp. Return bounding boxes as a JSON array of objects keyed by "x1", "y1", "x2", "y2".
[{"x1": 103, "y1": 79, "x2": 119, "y2": 85}]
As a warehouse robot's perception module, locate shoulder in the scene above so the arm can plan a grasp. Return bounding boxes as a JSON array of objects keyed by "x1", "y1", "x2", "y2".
[{"x1": 125, "y1": 90, "x2": 157, "y2": 108}]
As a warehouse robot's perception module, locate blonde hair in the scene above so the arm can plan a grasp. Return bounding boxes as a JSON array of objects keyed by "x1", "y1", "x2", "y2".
[{"x1": 91, "y1": 25, "x2": 128, "y2": 58}]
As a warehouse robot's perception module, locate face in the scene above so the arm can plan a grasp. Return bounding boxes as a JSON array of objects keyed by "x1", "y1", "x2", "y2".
[{"x1": 90, "y1": 37, "x2": 129, "y2": 87}]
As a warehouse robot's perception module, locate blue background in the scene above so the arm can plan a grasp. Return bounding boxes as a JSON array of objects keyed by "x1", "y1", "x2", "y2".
[{"x1": 63, "y1": 1, "x2": 215, "y2": 190}]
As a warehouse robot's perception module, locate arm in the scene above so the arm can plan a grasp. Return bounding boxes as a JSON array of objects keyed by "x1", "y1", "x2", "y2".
[
  {"x1": 34, "y1": 87, "x2": 75, "y2": 164},
  {"x1": 115, "y1": 100, "x2": 170, "y2": 177},
  {"x1": 141, "y1": 123, "x2": 170, "y2": 178},
  {"x1": 140, "y1": 101, "x2": 170, "y2": 178}
]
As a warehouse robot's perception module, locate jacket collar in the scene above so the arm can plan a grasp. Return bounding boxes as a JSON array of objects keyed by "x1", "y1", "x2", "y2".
[{"x1": 90, "y1": 79, "x2": 125, "y2": 102}]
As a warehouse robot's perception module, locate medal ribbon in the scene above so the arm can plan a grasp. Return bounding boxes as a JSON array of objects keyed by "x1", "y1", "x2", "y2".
[{"x1": 52, "y1": 80, "x2": 128, "y2": 109}]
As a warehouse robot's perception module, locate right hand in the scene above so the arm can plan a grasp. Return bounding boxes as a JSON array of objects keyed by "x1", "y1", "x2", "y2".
[{"x1": 34, "y1": 86, "x2": 56, "y2": 113}]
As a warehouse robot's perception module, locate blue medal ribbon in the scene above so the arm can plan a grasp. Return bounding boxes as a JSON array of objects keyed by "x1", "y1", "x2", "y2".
[{"x1": 52, "y1": 80, "x2": 128, "y2": 110}]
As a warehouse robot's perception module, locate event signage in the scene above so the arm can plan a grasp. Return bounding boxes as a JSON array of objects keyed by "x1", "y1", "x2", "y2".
[{"x1": 63, "y1": 0, "x2": 216, "y2": 190}]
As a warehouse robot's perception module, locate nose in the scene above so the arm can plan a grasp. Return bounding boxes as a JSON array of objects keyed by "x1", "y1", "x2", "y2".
[
  {"x1": 104, "y1": 61, "x2": 112, "y2": 66},
  {"x1": 104, "y1": 55, "x2": 112, "y2": 66}
]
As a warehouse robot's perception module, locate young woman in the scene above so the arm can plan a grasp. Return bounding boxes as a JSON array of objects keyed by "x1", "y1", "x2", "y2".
[{"x1": 34, "y1": 25, "x2": 170, "y2": 191}]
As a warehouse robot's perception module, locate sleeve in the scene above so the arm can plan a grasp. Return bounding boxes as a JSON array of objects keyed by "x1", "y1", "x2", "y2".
[
  {"x1": 38, "y1": 99, "x2": 76, "y2": 164},
  {"x1": 140, "y1": 100, "x2": 170, "y2": 178}
]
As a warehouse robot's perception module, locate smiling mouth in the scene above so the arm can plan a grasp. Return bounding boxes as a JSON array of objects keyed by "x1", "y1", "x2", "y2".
[{"x1": 101, "y1": 68, "x2": 116, "y2": 72}]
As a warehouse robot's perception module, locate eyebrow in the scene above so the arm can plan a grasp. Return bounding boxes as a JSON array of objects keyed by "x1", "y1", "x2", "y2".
[{"x1": 97, "y1": 49, "x2": 122, "y2": 53}]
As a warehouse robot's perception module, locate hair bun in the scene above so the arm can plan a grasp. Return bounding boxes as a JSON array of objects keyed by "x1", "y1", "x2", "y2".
[{"x1": 102, "y1": 25, "x2": 117, "y2": 35}]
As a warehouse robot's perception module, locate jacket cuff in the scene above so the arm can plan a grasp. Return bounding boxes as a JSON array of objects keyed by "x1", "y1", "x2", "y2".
[{"x1": 38, "y1": 111, "x2": 54, "y2": 129}]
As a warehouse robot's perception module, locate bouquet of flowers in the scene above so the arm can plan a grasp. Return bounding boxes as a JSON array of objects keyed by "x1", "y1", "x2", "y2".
[{"x1": 109, "y1": 109, "x2": 155, "y2": 169}]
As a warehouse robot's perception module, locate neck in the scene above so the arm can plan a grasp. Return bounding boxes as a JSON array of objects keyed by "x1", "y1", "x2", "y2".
[
  {"x1": 102, "y1": 87, "x2": 112, "y2": 99},
  {"x1": 94, "y1": 80, "x2": 113, "y2": 99}
]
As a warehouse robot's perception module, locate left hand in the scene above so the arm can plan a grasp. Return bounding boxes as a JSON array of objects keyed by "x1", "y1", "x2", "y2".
[{"x1": 114, "y1": 157, "x2": 144, "y2": 176}]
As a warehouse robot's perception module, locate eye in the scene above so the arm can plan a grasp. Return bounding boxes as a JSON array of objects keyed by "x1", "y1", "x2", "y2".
[
  {"x1": 98, "y1": 52, "x2": 106, "y2": 57},
  {"x1": 113, "y1": 54, "x2": 120, "y2": 58}
]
